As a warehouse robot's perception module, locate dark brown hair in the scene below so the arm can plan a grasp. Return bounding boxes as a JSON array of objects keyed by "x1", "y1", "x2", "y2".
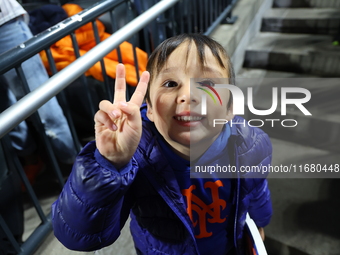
[{"x1": 145, "y1": 33, "x2": 235, "y2": 109}]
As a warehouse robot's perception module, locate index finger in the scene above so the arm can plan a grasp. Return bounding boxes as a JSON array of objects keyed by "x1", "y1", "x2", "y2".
[
  {"x1": 129, "y1": 71, "x2": 150, "y2": 107},
  {"x1": 113, "y1": 63, "x2": 127, "y2": 103}
]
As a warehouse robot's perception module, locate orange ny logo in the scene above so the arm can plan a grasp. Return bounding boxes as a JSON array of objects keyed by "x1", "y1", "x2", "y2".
[{"x1": 182, "y1": 180, "x2": 226, "y2": 238}]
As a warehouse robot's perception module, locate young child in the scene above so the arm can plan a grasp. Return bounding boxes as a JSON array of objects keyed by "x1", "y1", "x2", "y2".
[{"x1": 52, "y1": 34, "x2": 272, "y2": 255}]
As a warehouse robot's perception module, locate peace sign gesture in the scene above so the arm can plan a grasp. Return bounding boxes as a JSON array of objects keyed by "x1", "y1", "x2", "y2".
[{"x1": 94, "y1": 64, "x2": 150, "y2": 168}]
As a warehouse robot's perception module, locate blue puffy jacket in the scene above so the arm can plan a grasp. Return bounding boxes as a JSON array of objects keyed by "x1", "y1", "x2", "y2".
[{"x1": 52, "y1": 111, "x2": 272, "y2": 255}]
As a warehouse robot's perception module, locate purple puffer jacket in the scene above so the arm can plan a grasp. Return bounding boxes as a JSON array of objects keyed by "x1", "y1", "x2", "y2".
[{"x1": 52, "y1": 112, "x2": 272, "y2": 255}]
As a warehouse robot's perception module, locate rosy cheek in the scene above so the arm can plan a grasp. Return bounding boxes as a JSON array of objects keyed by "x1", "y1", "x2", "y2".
[
  {"x1": 155, "y1": 93, "x2": 174, "y2": 110},
  {"x1": 151, "y1": 96, "x2": 167, "y2": 126}
]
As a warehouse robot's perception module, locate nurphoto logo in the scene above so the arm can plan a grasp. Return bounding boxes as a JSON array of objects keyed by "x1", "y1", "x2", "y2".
[{"x1": 198, "y1": 83, "x2": 312, "y2": 128}]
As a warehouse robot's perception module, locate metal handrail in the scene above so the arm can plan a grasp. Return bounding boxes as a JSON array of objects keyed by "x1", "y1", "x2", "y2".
[
  {"x1": 0, "y1": 0, "x2": 179, "y2": 139},
  {"x1": 204, "y1": 0, "x2": 238, "y2": 36},
  {"x1": 0, "y1": 0, "x2": 126, "y2": 75}
]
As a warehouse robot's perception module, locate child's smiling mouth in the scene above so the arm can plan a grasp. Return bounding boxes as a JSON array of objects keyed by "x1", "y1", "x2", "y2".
[
  {"x1": 173, "y1": 112, "x2": 205, "y2": 127},
  {"x1": 174, "y1": 116, "x2": 203, "y2": 121}
]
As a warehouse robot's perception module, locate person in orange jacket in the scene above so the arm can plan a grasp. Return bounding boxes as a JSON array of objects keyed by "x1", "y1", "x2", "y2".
[{"x1": 40, "y1": 3, "x2": 148, "y2": 86}]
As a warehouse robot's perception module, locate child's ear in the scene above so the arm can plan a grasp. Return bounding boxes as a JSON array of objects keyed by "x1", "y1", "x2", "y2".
[
  {"x1": 146, "y1": 102, "x2": 154, "y2": 122},
  {"x1": 226, "y1": 104, "x2": 234, "y2": 121}
]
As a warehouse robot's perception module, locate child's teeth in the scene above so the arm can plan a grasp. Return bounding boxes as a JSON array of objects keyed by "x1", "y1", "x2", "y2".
[{"x1": 176, "y1": 116, "x2": 202, "y2": 121}]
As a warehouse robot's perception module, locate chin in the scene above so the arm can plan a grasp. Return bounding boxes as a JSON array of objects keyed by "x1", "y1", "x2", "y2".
[
  {"x1": 177, "y1": 137, "x2": 192, "y2": 147},
  {"x1": 185, "y1": 136, "x2": 206, "y2": 146}
]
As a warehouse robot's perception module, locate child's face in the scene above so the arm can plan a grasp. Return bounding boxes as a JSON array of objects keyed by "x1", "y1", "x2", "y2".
[{"x1": 147, "y1": 42, "x2": 234, "y2": 158}]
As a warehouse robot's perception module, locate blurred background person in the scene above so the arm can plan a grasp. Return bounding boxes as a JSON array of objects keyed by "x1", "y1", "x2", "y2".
[{"x1": 0, "y1": 0, "x2": 77, "y2": 183}]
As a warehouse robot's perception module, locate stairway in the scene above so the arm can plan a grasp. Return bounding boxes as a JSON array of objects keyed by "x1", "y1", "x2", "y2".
[{"x1": 237, "y1": 0, "x2": 340, "y2": 254}]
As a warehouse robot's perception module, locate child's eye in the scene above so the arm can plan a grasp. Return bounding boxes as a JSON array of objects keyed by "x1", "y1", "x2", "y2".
[
  {"x1": 197, "y1": 79, "x2": 215, "y2": 87},
  {"x1": 163, "y1": 81, "x2": 178, "y2": 87}
]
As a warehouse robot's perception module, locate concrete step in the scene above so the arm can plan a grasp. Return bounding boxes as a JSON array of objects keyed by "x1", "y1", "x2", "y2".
[
  {"x1": 236, "y1": 69, "x2": 340, "y2": 153},
  {"x1": 261, "y1": 8, "x2": 340, "y2": 35},
  {"x1": 243, "y1": 32, "x2": 340, "y2": 76},
  {"x1": 273, "y1": 0, "x2": 340, "y2": 8},
  {"x1": 264, "y1": 137, "x2": 340, "y2": 255}
]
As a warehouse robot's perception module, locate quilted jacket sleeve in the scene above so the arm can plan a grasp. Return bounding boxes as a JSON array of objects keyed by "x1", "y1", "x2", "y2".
[{"x1": 51, "y1": 141, "x2": 138, "y2": 251}]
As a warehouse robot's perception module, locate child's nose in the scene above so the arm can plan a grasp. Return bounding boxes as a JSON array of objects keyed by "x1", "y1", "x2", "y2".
[{"x1": 177, "y1": 83, "x2": 200, "y2": 104}]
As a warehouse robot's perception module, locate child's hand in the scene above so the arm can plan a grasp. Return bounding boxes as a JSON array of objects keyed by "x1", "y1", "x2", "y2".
[{"x1": 94, "y1": 64, "x2": 150, "y2": 168}]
